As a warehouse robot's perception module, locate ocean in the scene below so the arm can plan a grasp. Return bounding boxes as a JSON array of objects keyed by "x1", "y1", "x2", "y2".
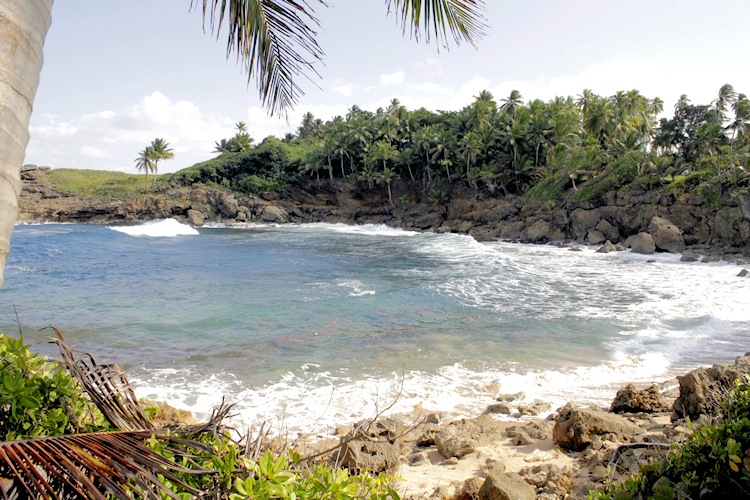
[{"x1": 2, "y1": 220, "x2": 749, "y2": 435}]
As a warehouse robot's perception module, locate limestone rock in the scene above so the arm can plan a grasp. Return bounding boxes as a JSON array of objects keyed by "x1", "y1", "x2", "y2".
[
  {"x1": 649, "y1": 216, "x2": 686, "y2": 253},
  {"x1": 627, "y1": 232, "x2": 656, "y2": 254},
  {"x1": 336, "y1": 439, "x2": 400, "y2": 473},
  {"x1": 587, "y1": 229, "x2": 605, "y2": 245},
  {"x1": 140, "y1": 399, "x2": 198, "y2": 426},
  {"x1": 673, "y1": 354, "x2": 750, "y2": 420},
  {"x1": 478, "y1": 471, "x2": 536, "y2": 500},
  {"x1": 596, "y1": 240, "x2": 618, "y2": 253},
  {"x1": 506, "y1": 420, "x2": 553, "y2": 446},
  {"x1": 552, "y1": 407, "x2": 642, "y2": 451},
  {"x1": 434, "y1": 415, "x2": 501, "y2": 459},
  {"x1": 259, "y1": 204, "x2": 288, "y2": 223},
  {"x1": 487, "y1": 402, "x2": 513, "y2": 415},
  {"x1": 517, "y1": 401, "x2": 551, "y2": 416},
  {"x1": 496, "y1": 392, "x2": 525, "y2": 402},
  {"x1": 187, "y1": 208, "x2": 206, "y2": 226},
  {"x1": 610, "y1": 384, "x2": 670, "y2": 413},
  {"x1": 454, "y1": 477, "x2": 485, "y2": 500}
]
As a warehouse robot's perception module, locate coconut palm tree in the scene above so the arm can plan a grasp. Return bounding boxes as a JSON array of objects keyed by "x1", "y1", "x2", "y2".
[
  {"x1": 134, "y1": 146, "x2": 156, "y2": 183},
  {"x1": 0, "y1": 0, "x2": 486, "y2": 286},
  {"x1": 148, "y1": 138, "x2": 175, "y2": 184}
]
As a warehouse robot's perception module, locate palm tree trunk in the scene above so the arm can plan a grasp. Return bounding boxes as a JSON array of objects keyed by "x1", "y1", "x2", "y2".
[{"x1": 0, "y1": 0, "x2": 53, "y2": 287}]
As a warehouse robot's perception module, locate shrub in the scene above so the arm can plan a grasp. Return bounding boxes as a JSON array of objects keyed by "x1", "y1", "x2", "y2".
[
  {"x1": 590, "y1": 376, "x2": 750, "y2": 499},
  {"x1": 0, "y1": 334, "x2": 111, "y2": 440}
]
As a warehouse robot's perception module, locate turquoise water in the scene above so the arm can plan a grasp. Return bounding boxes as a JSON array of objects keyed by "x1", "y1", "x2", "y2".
[{"x1": 3, "y1": 221, "x2": 749, "y2": 433}]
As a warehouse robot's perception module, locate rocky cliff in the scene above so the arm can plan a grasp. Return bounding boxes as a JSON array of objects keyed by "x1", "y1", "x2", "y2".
[{"x1": 18, "y1": 166, "x2": 750, "y2": 263}]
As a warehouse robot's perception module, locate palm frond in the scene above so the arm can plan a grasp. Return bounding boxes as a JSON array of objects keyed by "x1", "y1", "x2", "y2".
[
  {"x1": 385, "y1": 0, "x2": 487, "y2": 49},
  {"x1": 193, "y1": 0, "x2": 326, "y2": 117},
  {"x1": 0, "y1": 430, "x2": 211, "y2": 500},
  {"x1": 49, "y1": 327, "x2": 153, "y2": 432}
]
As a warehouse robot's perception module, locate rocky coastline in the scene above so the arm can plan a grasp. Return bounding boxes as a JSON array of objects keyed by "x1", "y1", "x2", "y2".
[
  {"x1": 18, "y1": 165, "x2": 750, "y2": 265},
  {"x1": 292, "y1": 355, "x2": 750, "y2": 499}
]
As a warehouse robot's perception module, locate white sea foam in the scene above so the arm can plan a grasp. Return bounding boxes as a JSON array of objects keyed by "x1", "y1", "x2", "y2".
[
  {"x1": 337, "y1": 279, "x2": 376, "y2": 297},
  {"x1": 296, "y1": 223, "x2": 417, "y2": 237},
  {"x1": 108, "y1": 219, "x2": 199, "y2": 237},
  {"x1": 132, "y1": 350, "x2": 678, "y2": 436}
]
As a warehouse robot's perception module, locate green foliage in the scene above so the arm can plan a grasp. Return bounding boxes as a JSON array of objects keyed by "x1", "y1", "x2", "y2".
[
  {"x1": 48, "y1": 169, "x2": 165, "y2": 198},
  {"x1": 591, "y1": 376, "x2": 750, "y2": 499},
  {"x1": 0, "y1": 334, "x2": 110, "y2": 440},
  {"x1": 231, "y1": 450, "x2": 401, "y2": 500}
]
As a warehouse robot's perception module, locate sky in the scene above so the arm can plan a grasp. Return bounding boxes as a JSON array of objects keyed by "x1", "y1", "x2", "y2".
[{"x1": 24, "y1": 0, "x2": 750, "y2": 174}]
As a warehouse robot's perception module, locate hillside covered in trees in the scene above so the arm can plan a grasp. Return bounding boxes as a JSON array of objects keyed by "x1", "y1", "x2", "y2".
[{"x1": 172, "y1": 84, "x2": 749, "y2": 207}]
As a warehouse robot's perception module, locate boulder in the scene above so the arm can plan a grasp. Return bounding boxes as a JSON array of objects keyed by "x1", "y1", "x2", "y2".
[
  {"x1": 649, "y1": 216, "x2": 686, "y2": 253},
  {"x1": 517, "y1": 401, "x2": 551, "y2": 416},
  {"x1": 673, "y1": 354, "x2": 750, "y2": 420},
  {"x1": 140, "y1": 399, "x2": 197, "y2": 426},
  {"x1": 595, "y1": 219, "x2": 621, "y2": 243},
  {"x1": 496, "y1": 392, "x2": 525, "y2": 402},
  {"x1": 479, "y1": 471, "x2": 536, "y2": 500},
  {"x1": 487, "y1": 402, "x2": 513, "y2": 415},
  {"x1": 259, "y1": 204, "x2": 288, "y2": 223},
  {"x1": 596, "y1": 240, "x2": 618, "y2": 253},
  {"x1": 187, "y1": 208, "x2": 206, "y2": 226},
  {"x1": 552, "y1": 407, "x2": 642, "y2": 451},
  {"x1": 524, "y1": 220, "x2": 551, "y2": 242},
  {"x1": 626, "y1": 232, "x2": 656, "y2": 254},
  {"x1": 506, "y1": 420, "x2": 553, "y2": 446},
  {"x1": 434, "y1": 415, "x2": 502, "y2": 459},
  {"x1": 217, "y1": 193, "x2": 239, "y2": 218},
  {"x1": 587, "y1": 229, "x2": 605, "y2": 245},
  {"x1": 414, "y1": 211, "x2": 445, "y2": 230},
  {"x1": 336, "y1": 439, "x2": 400, "y2": 473},
  {"x1": 610, "y1": 384, "x2": 670, "y2": 413}
]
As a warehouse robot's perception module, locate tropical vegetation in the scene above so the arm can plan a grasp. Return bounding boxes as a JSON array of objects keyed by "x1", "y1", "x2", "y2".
[
  {"x1": 134, "y1": 138, "x2": 175, "y2": 185},
  {"x1": 170, "y1": 85, "x2": 749, "y2": 207},
  {"x1": 589, "y1": 376, "x2": 750, "y2": 499},
  {"x1": 0, "y1": 332, "x2": 402, "y2": 498}
]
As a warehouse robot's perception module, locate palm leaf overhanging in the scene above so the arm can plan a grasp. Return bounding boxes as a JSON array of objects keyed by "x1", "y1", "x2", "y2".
[
  {"x1": 0, "y1": 331, "x2": 235, "y2": 499},
  {"x1": 192, "y1": 0, "x2": 487, "y2": 116},
  {"x1": 193, "y1": 0, "x2": 326, "y2": 117},
  {"x1": 386, "y1": 0, "x2": 486, "y2": 49}
]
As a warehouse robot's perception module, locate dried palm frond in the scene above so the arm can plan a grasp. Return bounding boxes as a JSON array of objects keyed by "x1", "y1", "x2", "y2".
[
  {"x1": 0, "y1": 430, "x2": 213, "y2": 500},
  {"x1": 49, "y1": 327, "x2": 153, "y2": 432}
]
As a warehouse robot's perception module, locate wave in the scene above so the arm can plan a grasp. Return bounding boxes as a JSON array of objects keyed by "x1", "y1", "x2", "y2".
[
  {"x1": 108, "y1": 219, "x2": 199, "y2": 237},
  {"x1": 131, "y1": 351, "x2": 675, "y2": 436}
]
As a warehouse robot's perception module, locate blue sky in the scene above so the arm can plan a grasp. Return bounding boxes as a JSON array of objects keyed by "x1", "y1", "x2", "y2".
[{"x1": 24, "y1": 0, "x2": 750, "y2": 173}]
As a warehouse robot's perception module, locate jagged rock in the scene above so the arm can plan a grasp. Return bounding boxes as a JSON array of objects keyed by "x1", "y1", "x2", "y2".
[
  {"x1": 517, "y1": 401, "x2": 551, "y2": 416},
  {"x1": 681, "y1": 248, "x2": 702, "y2": 261},
  {"x1": 587, "y1": 229, "x2": 606, "y2": 245},
  {"x1": 259, "y1": 204, "x2": 288, "y2": 223},
  {"x1": 454, "y1": 477, "x2": 485, "y2": 500},
  {"x1": 140, "y1": 399, "x2": 197, "y2": 426},
  {"x1": 595, "y1": 219, "x2": 621, "y2": 242},
  {"x1": 414, "y1": 211, "x2": 445, "y2": 229},
  {"x1": 496, "y1": 392, "x2": 525, "y2": 402},
  {"x1": 596, "y1": 240, "x2": 618, "y2": 253},
  {"x1": 673, "y1": 354, "x2": 750, "y2": 420},
  {"x1": 434, "y1": 415, "x2": 501, "y2": 459},
  {"x1": 524, "y1": 220, "x2": 551, "y2": 242},
  {"x1": 506, "y1": 420, "x2": 553, "y2": 446},
  {"x1": 487, "y1": 402, "x2": 513, "y2": 415},
  {"x1": 610, "y1": 384, "x2": 670, "y2": 413},
  {"x1": 738, "y1": 269, "x2": 749, "y2": 277},
  {"x1": 519, "y1": 464, "x2": 573, "y2": 498},
  {"x1": 626, "y1": 232, "x2": 656, "y2": 254},
  {"x1": 217, "y1": 193, "x2": 239, "y2": 218},
  {"x1": 649, "y1": 216, "x2": 686, "y2": 253},
  {"x1": 187, "y1": 208, "x2": 206, "y2": 226},
  {"x1": 552, "y1": 407, "x2": 642, "y2": 451},
  {"x1": 336, "y1": 439, "x2": 400, "y2": 473},
  {"x1": 410, "y1": 422, "x2": 442, "y2": 446},
  {"x1": 478, "y1": 471, "x2": 536, "y2": 500}
]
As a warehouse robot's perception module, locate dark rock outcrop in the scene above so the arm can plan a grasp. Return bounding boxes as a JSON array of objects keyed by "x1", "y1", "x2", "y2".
[
  {"x1": 610, "y1": 384, "x2": 670, "y2": 413},
  {"x1": 649, "y1": 216, "x2": 686, "y2": 253}
]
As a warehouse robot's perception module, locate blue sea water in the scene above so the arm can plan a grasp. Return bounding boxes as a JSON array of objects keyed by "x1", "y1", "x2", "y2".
[{"x1": 2, "y1": 220, "x2": 749, "y2": 434}]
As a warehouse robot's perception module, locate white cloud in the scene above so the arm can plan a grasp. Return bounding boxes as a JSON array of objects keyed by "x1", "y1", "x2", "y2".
[
  {"x1": 380, "y1": 70, "x2": 406, "y2": 86},
  {"x1": 79, "y1": 146, "x2": 111, "y2": 160},
  {"x1": 413, "y1": 58, "x2": 443, "y2": 77},
  {"x1": 332, "y1": 84, "x2": 354, "y2": 97},
  {"x1": 27, "y1": 92, "x2": 236, "y2": 172}
]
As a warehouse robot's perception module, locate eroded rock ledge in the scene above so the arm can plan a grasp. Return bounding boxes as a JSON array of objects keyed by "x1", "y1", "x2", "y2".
[{"x1": 19, "y1": 165, "x2": 750, "y2": 263}]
